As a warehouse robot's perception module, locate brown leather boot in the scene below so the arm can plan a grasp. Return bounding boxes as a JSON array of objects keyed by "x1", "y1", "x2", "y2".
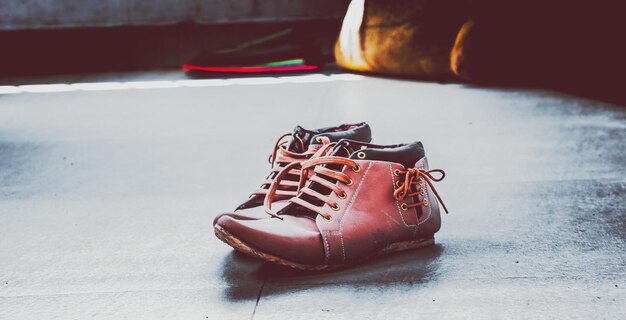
[
  {"x1": 215, "y1": 139, "x2": 447, "y2": 270},
  {"x1": 213, "y1": 124, "x2": 371, "y2": 225}
]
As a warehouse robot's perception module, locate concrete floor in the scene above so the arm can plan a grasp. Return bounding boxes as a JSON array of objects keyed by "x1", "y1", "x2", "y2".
[{"x1": 0, "y1": 71, "x2": 624, "y2": 319}]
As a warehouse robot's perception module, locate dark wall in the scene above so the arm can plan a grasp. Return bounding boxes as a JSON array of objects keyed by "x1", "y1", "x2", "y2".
[{"x1": 0, "y1": 20, "x2": 343, "y2": 77}]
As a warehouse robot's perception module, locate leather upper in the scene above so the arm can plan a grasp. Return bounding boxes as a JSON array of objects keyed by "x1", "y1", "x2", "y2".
[{"x1": 216, "y1": 153, "x2": 444, "y2": 265}]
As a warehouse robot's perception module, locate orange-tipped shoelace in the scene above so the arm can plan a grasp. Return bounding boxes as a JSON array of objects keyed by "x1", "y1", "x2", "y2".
[
  {"x1": 268, "y1": 132, "x2": 303, "y2": 167},
  {"x1": 253, "y1": 133, "x2": 330, "y2": 200},
  {"x1": 264, "y1": 146, "x2": 359, "y2": 220},
  {"x1": 393, "y1": 168, "x2": 448, "y2": 214}
]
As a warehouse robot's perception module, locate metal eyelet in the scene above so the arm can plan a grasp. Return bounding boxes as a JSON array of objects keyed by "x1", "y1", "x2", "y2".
[
  {"x1": 331, "y1": 204, "x2": 340, "y2": 211},
  {"x1": 395, "y1": 180, "x2": 402, "y2": 187},
  {"x1": 400, "y1": 203, "x2": 408, "y2": 211},
  {"x1": 418, "y1": 179, "x2": 425, "y2": 186},
  {"x1": 423, "y1": 199, "x2": 429, "y2": 207},
  {"x1": 323, "y1": 214, "x2": 333, "y2": 221},
  {"x1": 346, "y1": 178, "x2": 353, "y2": 186},
  {"x1": 357, "y1": 152, "x2": 366, "y2": 159},
  {"x1": 338, "y1": 192, "x2": 347, "y2": 200},
  {"x1": 419, "y1": 189, "x2": 426, "y2": 195},
  {"x1": 316, "y1": 136, "x2": 324, "y2": 143},
  {"x1": 393, "y1": 169, "x2": 401, "y2": 176},
  {"x1": 352, "y1": 165, "x2": 361, "y2": 172}
]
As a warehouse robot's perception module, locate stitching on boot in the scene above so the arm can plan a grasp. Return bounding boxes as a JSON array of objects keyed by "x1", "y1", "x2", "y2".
[
  {"x1": 415, "y1": 159, "x2": 432, "y2": 226},
  {"x1": 338, "y1": 161, "x2": 373, "y2": 261},
  {"x1": 389, "y1": 164, "x2": 417, "y2": 227},
  {"x1": 417, "y1": 186, "x2": 432, "y2": 226},
  {"x1": 331, "y1": 230, "x2": 346, "y2": 262},
  {"x1": 322, "y1": 230, "x2": 331, "y2": 263}
]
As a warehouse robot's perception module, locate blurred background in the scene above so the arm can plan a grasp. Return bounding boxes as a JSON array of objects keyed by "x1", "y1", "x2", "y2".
[
  {"x1": 0, "y1": 0, "x2": 348, "y2": 76},
  {"x1": 1, "y1": 0, "x2": 624, "y2": 104}
]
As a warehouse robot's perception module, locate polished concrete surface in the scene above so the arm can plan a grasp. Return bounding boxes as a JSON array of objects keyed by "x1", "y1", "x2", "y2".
[{"x1": 0, "y1": 71, "x2": 624, "y2": 319}]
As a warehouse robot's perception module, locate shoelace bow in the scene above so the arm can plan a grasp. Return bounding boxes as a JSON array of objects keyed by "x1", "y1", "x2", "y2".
[
  {"x1": 253, "y1": 133, "x2": 330, "y2": 199},
  {"x1": 393, "y1": 168, "x2": 448, "y2": 214},
  {"x1": 264, "y1": 145, "x2": 359, "y2": 220}
]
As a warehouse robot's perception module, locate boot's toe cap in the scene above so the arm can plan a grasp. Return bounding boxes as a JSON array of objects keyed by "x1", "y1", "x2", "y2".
[{"x1": 215, "y1": 215, "x2": 325, "y2": 265}]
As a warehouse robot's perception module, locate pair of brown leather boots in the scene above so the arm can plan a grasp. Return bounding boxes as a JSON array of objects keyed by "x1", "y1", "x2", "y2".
[{"x1": 213, "y1": 123, "x2": 447, "y2": 270}]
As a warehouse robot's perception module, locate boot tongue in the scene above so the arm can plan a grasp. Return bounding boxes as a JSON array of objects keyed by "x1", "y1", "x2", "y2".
[
  {"x1": 287, "y1": 126, "x2": 318, "y2": 153},
  {"x1": 349, "y1": 142, "x2": 425, "y2": 169},
  {"x1": 289, "y1": 123, "x2": 371, "y2": 153},
  {"x1": 309, "y1": 122, "x2": 372, "y2": 146}
]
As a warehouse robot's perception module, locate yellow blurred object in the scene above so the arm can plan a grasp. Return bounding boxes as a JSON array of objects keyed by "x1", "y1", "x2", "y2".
[
  {"x1": 334, "y1": 0, "x2": 470, "y2": 78},
  {"x1": 334, "y1": 0, "x2": 370, "y2": 72},
  {"x1": 450, "y1": 19, "x2": 474, "y2": 79}
]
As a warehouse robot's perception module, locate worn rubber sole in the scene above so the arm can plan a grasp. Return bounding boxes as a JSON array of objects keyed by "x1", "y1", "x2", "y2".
[{"x1": 214, "y1": 225, "x2": 434, "y2": 271}]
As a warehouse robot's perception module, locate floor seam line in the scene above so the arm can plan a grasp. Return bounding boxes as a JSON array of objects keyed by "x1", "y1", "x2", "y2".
[{"x1": 250, "y1": 280, "x2": 265, "y2": 320}]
